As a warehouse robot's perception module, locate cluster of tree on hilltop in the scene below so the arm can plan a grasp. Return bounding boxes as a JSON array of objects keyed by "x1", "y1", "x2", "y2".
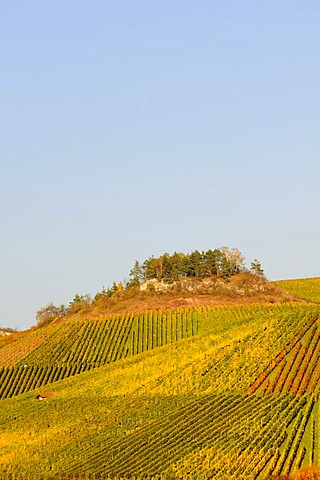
[
  {"x1": 128, "y1": 247, "x2": 264, "y2": 286},
  {"x1": 34, "y1": 247, "x2": 264, "y2": 327}
]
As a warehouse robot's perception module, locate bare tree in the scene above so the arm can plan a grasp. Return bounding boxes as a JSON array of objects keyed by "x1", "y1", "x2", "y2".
[
  {"x1": 35, "y1": 302, "x2": 63, "y2": 327},
  {"x1": 220, "y1": 247, "x2": 245, "y2": 274}
]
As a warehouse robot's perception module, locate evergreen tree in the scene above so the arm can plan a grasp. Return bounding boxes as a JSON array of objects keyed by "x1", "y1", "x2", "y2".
[
  {"x1": 188, "y1": 250, "x2": 202, "y2": 277},
  {"x1": 169, "y1": 252, "x2": 186, "y2": 280},
  {"x1": 142, "y1": 257, "x2": 157, "y2": 280},
  {"x1": 129, "y1": 260, "x2": 144, "y2": 285},
  {"x1": 204, "y1": 249, "x2": 216, "y2": 276},
  {"x1": 219, "y1": 252, "x2": 232, "y2": 278},
  {"x1": 250, "y1": 259, "x2": 264, "y2": 277},
  {"x1": 180, "y1": 254, "x2": 191, "y2": 277}
]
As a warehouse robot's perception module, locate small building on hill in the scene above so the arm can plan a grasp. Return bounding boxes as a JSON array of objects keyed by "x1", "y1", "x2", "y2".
[{"x1": 35, "y1": 393, "x2": 53, "y2": 401}]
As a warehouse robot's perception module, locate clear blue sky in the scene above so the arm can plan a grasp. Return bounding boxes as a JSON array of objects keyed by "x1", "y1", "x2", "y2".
[{"x1": 1, "y1": 1, "x2": 319, "y2": 330}]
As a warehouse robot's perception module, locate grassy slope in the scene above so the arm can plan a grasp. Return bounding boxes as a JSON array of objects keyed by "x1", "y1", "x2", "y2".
[
  {"x1": 274, "y1": 277, "x2": 320, "y2": 303},
  {"x1": 1, "y1": 302, "x2": 320, "y2": 479}
]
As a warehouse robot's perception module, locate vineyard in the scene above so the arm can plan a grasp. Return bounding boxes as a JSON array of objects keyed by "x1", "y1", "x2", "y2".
[
  {"x1": 1, "y1": 281, "x2": 320, "y2": 479},
  {"x1": 248, "y1": 318, "x2": 320, "y2": 396},
  {"x1": 274, "y1": 277, "x2": 320, "y2": 303},
  {"x1": 0, "y1": 309, "x2": 199, "y2": 399}
]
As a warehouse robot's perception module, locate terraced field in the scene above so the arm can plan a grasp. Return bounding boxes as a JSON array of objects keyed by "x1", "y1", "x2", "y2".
[{"x1": 1, "y1": 291, "x2": 320, "y2": 479}]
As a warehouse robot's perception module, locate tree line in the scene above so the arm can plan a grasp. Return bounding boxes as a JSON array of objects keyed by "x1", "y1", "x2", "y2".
[{"x1": 128, "y1": 247, "x2": 264, "y2": 285}]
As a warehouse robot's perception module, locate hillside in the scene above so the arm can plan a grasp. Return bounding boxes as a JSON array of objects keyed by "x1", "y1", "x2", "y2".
[
  {"x1": 274, "y1": 277, "x2": 320, "y2": 303},
  {"x1": 34, "y1": 272, "x2": 297, "y2": 327},
  {"x1": 0, "y1": 276, "x2": 319, "y2": 479}
]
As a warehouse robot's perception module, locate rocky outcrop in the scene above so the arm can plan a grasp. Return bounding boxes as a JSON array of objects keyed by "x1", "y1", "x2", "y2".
[{"x1": 139, "y1": 274, "x2": 273, "y2": 297}]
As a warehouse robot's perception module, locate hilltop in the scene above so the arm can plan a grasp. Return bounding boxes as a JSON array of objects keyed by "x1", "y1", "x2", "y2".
[{"x1": 33, "y1": 247, "x2": 277, "y2": 328}]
